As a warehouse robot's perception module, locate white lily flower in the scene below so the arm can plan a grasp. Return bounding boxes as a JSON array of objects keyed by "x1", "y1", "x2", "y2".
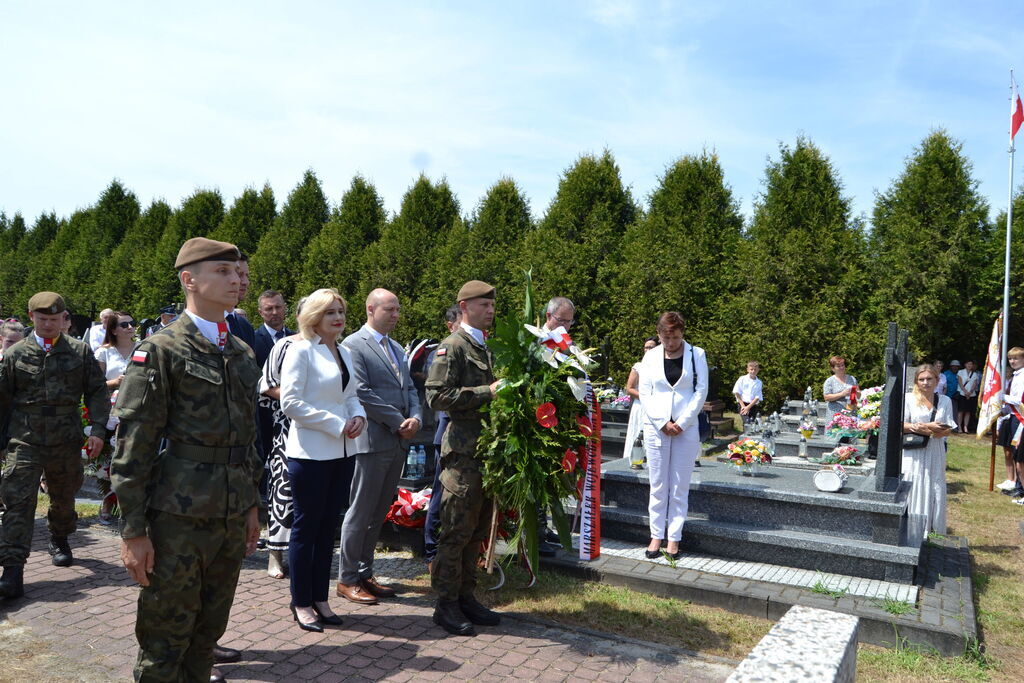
[{"x1": 567, "y1": 376, "x2": 587, "y2": 402}]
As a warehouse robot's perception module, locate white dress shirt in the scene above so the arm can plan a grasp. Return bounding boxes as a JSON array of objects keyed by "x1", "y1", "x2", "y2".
[
  {"x1": 460, "y1": 321, "x2": 485, "y2": 346},
  {"x1": 184, "y1": 310, "x2": 224, "y2": 347},
  {"x1": 732, "y1": 374, "x2": 763, "y2": 403},
  {"x1": 88, "y1": 323, "x2": 106, "y2": 351}
]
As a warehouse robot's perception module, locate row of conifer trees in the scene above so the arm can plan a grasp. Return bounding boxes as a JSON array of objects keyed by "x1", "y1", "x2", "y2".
[{"x1": 1, "y1": 130, "x2": 1019, "y2": 405}]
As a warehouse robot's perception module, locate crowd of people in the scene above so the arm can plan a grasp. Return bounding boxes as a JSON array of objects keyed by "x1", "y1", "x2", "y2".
[{"x1": 0, "y1": 232, "x2": 1017, "y2": 681}]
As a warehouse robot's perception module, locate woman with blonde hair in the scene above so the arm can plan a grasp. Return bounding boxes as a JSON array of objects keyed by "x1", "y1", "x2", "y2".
[
  {"x1": 902, "y1": 363, "x2": 956, "y2": 542},
  {"x1": 280, "y1": 289, "x2": 366, "y2": 632}
]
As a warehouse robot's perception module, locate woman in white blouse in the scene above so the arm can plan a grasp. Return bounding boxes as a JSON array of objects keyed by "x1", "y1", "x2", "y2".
[
  {"x1": 902, "y1": 364, "x2": 956, "y2": 544},
  {"x1": 623, "y1": 337, "x2": 658, "y2": 468},
  {"x1": 94, "y1": 312, "x2": 135, "y2": 390},
  {"x1": 638, "y1": 312, "x2": 708, "y2": 560},
  {"x1": 280, "y1": 288, "x2": 366, "y2": 632}
]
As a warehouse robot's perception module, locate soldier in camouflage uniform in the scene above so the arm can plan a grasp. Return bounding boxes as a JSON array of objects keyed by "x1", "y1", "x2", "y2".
[
  {"x1": 425, "y1": 280, "x2": 504, "y2": 636},
  {"x1": 111, "y1": 237, "x2": 262, "y2": 682},
  {"x1": 0, "y1": 292, "x2": 109, "y2": 599}
]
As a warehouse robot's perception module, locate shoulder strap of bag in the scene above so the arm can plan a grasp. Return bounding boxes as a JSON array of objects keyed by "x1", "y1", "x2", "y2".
[
  {"x1": 690, "y1": 343, "x2": 697, "y2": 390},
  {"x1": 929, "y1": 393, "x2": 938, "y2": 421}
]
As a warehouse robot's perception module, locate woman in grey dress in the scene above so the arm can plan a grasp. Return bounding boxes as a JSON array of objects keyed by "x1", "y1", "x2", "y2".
[{"x1": 822, "y1": 355, "x2": 857, "y2": 421}]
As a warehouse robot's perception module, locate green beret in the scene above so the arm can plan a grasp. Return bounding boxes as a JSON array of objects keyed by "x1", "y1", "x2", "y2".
[
  {"x1": 27, "y1": 291, "x2": 66, "y2": 315},
  {"x1": 174, "y1": 237, "x2": 241, "y2": 269},
  {"x1": 457, "y1": 280, "x2": 496, "y2": 302}
]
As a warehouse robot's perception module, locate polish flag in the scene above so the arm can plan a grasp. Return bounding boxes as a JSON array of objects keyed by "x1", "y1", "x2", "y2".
[
  {"x1": 977, "y1": 314, "x2": 1003, "y2": 438},
  {"x1": 1012, "y1": 77, "x2": 1024, "y2": 141}
]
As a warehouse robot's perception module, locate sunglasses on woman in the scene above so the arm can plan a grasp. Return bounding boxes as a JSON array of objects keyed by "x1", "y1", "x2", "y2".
[{"x1": 117, "y1": 321, "x2": 135, "y2": 329}]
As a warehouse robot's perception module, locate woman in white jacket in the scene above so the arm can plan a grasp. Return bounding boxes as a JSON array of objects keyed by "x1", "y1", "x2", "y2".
[
  {"x1": 280, "y1": 288, "x2": 366, "y2": 632},
  {"x1": 638, "y1": 312, "x2": 708, "y2": 560}
]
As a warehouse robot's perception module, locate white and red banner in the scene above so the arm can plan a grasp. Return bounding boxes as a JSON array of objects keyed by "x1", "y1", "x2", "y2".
[
  {"x1": 577, "y1": 389, "x2": 602, "y2": 561},
  {"x1": 978, "y1": 314, "x2": 1004, "y2": 437},
  {"x1": 1012, "y1": 76, "x2": 1023, "y2": 141}
]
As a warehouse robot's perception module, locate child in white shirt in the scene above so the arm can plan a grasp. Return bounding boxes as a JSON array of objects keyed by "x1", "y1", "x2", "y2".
[{"x1": 732, "y1": 361, "x2": 763, "y2": 427}]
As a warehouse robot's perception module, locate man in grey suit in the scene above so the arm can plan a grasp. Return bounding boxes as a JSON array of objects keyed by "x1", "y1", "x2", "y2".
[{"x1": 338, "y1": 288, "x2": 422, "y2": 604}]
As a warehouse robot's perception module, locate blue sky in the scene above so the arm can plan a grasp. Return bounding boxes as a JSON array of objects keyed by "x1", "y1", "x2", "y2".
[{"x1": 2, "y1": 1, "x2": 1023, "y2": 227}]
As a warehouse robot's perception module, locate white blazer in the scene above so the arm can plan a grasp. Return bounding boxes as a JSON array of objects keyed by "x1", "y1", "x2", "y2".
[
  {"x1": 280, "y1": 335, "x2": 367, "y2": 461},
  {"x1": 638, "y1": 342, "x2": 709, "y2": 446}
]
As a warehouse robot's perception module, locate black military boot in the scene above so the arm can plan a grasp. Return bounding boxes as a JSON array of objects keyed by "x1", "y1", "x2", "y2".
[
  {"x1": 48, "y1": 536, "x2": 73, "y2": 567},
  {"x1": 458, "y1": 594, "x2": 501, "y2": 626},
  {"x1": 433, "y1": 599, "x2": 475, "y2": 636},
  {"x1": 0, "y1": 565, "x2": 24, "y2": 599}
]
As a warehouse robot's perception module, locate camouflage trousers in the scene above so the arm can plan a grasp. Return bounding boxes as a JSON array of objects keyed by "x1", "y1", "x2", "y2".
[
  {"x1": 134, "y1": 509, "x2": 246, "y2": 683},
  {"x1": 0, "y1": 439, "x2": 83, "y2": 567},
  {"x1": 430, "y1": 451, "x2": 492, "y2": 601}
]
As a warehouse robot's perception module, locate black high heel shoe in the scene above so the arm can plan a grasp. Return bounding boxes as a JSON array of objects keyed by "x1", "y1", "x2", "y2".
[
  {"x1": 644, "y1": 548, "x2": 662, "y2": 559},
  {"x1": 312, "y1": 602, "x2": 344, "y2": 626},
  {"x1": 291, "y1": 604, "x2": 324, "y2": 633}
]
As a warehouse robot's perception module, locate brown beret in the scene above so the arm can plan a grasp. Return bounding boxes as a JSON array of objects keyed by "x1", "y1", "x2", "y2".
[
  {"x1": 27, "y1": 291, "x2": 66, "y2": 315},
  {"x1": 457, "y1": 280, "x2": 496, "y2": 302},
  {"x1": 174, "y1": 237, "x2": 241, "y2": 269}
]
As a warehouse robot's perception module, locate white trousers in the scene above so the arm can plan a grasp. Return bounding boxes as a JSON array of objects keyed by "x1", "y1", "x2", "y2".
[{"x1": 645, "y1": 423, "x2": 699, "y2": 541}]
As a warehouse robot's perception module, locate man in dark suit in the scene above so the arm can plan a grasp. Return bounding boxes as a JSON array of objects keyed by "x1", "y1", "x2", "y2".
[
  {"x1": 253, "y1": 289, "x2": 294, "y2": 465},
  {"x1": 252, "y1": 290, "x2": 292, "y2": 369},
  {"x1": 338, "y1": 288, "x2": 421, "y2": 605},
  {"x1": 224, "y1": 256, "x2": 255, "y2": 349}
]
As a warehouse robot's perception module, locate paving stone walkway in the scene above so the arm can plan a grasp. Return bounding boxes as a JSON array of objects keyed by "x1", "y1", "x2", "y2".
[{"x1": 0, "y1": 519, "x2": 737, "y2": 682}]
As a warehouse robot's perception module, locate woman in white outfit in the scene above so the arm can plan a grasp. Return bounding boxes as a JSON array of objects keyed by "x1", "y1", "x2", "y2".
[
  {"x1": 623, "y1": 337, "x2": 659, "y2": 468},
  {"x1": 901, "y1": 364, "x2": 955, "y2": 544},
  {"x1": 638, "y1": 312, "x2": 708, "y2": 559}
]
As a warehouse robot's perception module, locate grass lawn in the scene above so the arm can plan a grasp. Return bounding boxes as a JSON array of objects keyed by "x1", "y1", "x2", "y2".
[{"x1": 36, "y1": 432, "x2": 1022, "y2": 680}]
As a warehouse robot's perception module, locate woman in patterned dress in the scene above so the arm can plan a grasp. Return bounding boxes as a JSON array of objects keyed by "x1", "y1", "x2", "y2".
[{"x1": 257, "y1": 297, "x2": 307, "y2": 578}]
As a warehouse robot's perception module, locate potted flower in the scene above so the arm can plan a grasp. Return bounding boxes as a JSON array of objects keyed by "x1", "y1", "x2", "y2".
[
  {"x1": 726, "y1": 437, "x2": 772, "y2": 475},
  {"x1": 812, "y1": 444, "x2": 862, "y2": 466}
]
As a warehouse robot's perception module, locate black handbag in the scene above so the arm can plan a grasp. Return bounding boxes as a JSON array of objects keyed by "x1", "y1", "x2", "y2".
[
  {"x1": 691, "y1": 347, "x2": 712, "y2": 442},
  {"x1": 902, "y1": 393, "x2": 938, "y2": 449}
]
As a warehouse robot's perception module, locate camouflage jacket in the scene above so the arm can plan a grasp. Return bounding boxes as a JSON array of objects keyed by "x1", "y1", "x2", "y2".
[
  {"x1": 425, "y1": 329, "x2": 494, "y2": 457},
  {"x1": 110, "y1": 314, "x2": 262, "y2": 539},
  {"x1": 0, "y1": 334, "x2": 109, "y2": 447}
]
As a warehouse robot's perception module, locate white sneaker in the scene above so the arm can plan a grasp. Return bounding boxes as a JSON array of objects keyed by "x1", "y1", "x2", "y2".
[{"x1": 996, "y1": 479, "x2": 1017, "y2": 491}]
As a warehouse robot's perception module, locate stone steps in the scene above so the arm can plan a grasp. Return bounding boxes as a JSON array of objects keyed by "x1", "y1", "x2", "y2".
[
  {"x1": 597, "y1": 458, "x2": 919, "y2": 583},
  {"x1": 595, "y1": 505, "x2": 919, "y2": 583}
]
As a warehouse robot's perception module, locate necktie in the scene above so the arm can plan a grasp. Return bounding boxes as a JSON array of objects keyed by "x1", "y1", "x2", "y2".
[
  {"x1": 216, "y1": 322, "x2": 229, "y2": 350},
  {"x1": 275, "y1": 329, "x2": 284, "y2": 340},
  {"x1": 381, "y1": 337, "x2": 400, "y2": 375}
]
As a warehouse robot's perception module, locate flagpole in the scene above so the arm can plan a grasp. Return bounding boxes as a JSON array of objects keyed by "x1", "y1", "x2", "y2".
[{"x1": 1002, "y1": 69, "x2": 1016, "y2": 378}]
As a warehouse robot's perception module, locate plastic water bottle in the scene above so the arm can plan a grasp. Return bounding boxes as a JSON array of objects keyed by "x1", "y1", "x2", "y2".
[
  {"x1": 417, "y1": 445, "x2": 427, "y2": 479},
  {"x1": 406, "y1": 445, "x2": 417, "y2": 478}
]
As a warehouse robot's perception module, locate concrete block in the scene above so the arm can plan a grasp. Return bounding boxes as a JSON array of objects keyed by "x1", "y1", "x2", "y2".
[{"x1": 728, "y1": 606, "x2": 858, "y2": 683}]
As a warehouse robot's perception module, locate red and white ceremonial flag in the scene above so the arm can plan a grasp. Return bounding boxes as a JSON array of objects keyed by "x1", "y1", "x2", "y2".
[
  {"x1": 978, "y1": 314, "x2": 1004, "y2": 437},
  {"x1": 1012, "y1": 76, "x2": 1024, "y2": 141}
]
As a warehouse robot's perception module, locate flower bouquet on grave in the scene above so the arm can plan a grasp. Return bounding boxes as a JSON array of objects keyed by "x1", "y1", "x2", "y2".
[
  {"x1": 726, "y1": 437, "x2": 772, "y2": 475},
  {"x1": 855, "y1": 386, "x2": 884, "y2": 436},
  {"x1": 611, "y1": 395, "x2": 632, "y2": 409},
  {"x1": 811, "y1": 444, "x2": 863, "y2": 466},
  {"x1": 825, "y1": 409, "x2": 861, "y2": 438},
  {"x1": 477, "y1": 270, "x2": 598, "y2": 584}
]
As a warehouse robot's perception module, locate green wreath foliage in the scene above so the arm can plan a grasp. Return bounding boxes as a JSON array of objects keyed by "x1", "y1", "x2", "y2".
[{"x1": 477, "y1": 271, "x2": 596, "y2": 572}]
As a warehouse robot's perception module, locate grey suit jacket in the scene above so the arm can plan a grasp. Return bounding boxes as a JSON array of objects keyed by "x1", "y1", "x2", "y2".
[{"x1": 342, "y1": 325, "x2": 422, "y2": 454}]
